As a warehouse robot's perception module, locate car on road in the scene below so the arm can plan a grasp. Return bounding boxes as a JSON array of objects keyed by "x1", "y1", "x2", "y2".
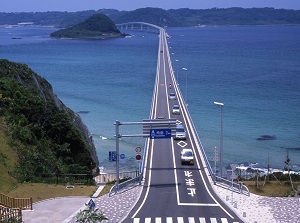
[
  {"x1": 174, "y1": 125, "x2": 186, "y2": 140},
  {"x1": 169, "y1": 92, "x2": 176, "y2": 100},
  {"x1": 180, "y1": 148, "x2": 194, "y2": 165},
  {"x1": 172, "y1": 104, "x2": 180, "y2": 114}
]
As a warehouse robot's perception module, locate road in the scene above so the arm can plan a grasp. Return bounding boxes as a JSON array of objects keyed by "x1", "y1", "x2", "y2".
[{"x1": 123, "y1": 29, "x2": 243, "y2": 223}]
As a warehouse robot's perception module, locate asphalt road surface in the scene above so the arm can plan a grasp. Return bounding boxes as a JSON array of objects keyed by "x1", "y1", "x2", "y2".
[{"x1": 123, "y1": 29, "x2": 243, "y2": 223}]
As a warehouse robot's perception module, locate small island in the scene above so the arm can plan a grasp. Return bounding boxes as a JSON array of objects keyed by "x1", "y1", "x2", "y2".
[{"x1": 50, "y1": 13, "x2": 125, "y2": 39}]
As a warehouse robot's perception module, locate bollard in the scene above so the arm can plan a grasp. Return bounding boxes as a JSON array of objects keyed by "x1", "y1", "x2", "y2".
[
  {"x1": 126, "y1": 201, "x2": 130, "y2": 208},
  {"x1": 243, "y1": 212, "x2": 246, "y2": 217},
  {"x1": 234, "y1": 202, "x2": 237, "y2": 208},
  {"x1": 226, "y1": 195, "x2": 229, "y2": 201},
  {"x1": 119, "y1": 211, "x2": 123, "y2": 217}
]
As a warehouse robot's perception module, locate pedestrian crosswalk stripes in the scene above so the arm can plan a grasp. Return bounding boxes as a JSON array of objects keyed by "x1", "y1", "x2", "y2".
[
  {"x1": 132, "y1": 217, "x2": 239, "y2": 223},
  {"x1": 199, "y1": 218, "x2": 205, "y2": 223},
  {"x1": 155, "y1": 217, "x2": 162, "y2": 223},
  {"x1": 177, "y1": 217, "x2": 184, "y2": 223},
  {"x1": 166, "y1": 217, "x2": 172, "y2": 223}
]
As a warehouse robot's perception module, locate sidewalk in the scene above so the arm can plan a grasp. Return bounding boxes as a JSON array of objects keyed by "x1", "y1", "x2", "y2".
[
  {"x1": 22, "y1": 196, "x2": 90, "y2": 223},
  {"x1": 212, "y1": 184, "x2": 300, "y2": 223}
]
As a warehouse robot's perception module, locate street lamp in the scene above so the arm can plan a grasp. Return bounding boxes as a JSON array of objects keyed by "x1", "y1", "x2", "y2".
[
  {"x1": 214, "y1": 101, "x2": 224, "y2": 178},
  {"x1": 182, "y1": 67, "x2": 188, "y2": 106}
]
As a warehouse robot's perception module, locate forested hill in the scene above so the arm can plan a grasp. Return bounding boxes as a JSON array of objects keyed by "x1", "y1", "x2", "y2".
[
  {"x1": 0, "y1": 7, "x2": 299, "y2": 28},
  {"x1": 0, "y1": 59, "x2": 99, "y2": 189},
  {"x1": 51, "y1": 13, "x2": 124, "y2": 39}
]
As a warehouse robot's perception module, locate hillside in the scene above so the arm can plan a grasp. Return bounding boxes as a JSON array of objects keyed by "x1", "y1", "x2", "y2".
[
  {"x1": 0, "y1": 59, "x2": 99, "y2": 192},
  {"x1": 0, "y1": 8, "x2": 300, "y2": 28},
  {"x1": 50, "y1": 13, "x2": 124, "y2": 39}
]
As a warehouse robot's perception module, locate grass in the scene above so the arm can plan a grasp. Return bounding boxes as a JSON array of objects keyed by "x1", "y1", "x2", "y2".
[
  {"x1": 6, "y1": 183, "x2": 98, "y2": 203},
  {"x1": 243, "y1": 180, "x2": 300, "y2": 197}
]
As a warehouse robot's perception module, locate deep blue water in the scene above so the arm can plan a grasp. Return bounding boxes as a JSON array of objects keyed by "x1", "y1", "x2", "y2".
[{"x1": 1, "y1": 25, "x2": 299, "y2": 173}]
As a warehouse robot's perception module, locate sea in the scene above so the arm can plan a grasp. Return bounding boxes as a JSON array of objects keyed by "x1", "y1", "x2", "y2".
[{"x1": 1, "y1": 25, "x2": 300, "y2": 174}]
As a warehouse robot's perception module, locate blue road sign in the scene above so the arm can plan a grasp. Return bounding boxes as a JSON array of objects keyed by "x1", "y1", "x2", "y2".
[
  {"x1": 109, "y1": 151, "x2": 117, "y2": 162},
  {"x1": 150, "y1": 128, "x2": 172, "y2": 139},
  {"x1": 120, "y1": 153, "x2": 126, "y2": 164}
]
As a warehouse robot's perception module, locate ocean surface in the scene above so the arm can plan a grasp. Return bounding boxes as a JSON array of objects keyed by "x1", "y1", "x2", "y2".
[{"x1": 1, "y1": 25, "x2": 299, "y2": 174}]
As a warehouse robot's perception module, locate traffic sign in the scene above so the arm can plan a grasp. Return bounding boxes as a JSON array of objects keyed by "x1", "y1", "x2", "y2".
[
  {"x1": 135, "y1": 146, "x2": 142, "y2": 153},
  {"x1": 136, "y1": 154, "x2": 142, "y2": 161},
  {"x1": 120, "y1": 153, "x2": 126, "y2": 164},
  {"x1": 150, "y1": 128, "x2": 172, "y2": 139},
  {"x1": 109, "y1": 151, "x2": 117, "y2": 162}
]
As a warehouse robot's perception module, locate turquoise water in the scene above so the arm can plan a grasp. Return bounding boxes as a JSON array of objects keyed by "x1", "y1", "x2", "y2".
[{"x1": 1, "y1": 25, "x2": 299, "y2": 173}]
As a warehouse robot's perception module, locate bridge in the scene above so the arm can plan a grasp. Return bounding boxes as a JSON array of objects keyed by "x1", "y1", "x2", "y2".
[
  {"x1": 116, "y1": 22, "x2": 162, "y2": 34},
  {"x1": 110, "y1": 22, "x2": 248, "y2": 223}
]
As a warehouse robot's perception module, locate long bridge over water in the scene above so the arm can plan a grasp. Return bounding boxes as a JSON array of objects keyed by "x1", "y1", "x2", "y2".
[{"x1": 110, "y1": 22, "x2": 249, "y2": 223}]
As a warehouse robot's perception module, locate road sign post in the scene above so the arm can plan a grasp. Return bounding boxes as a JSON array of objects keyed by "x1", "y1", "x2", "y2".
[{"x1": 113, "y1": 119, "x2": 176, "y2": 193}]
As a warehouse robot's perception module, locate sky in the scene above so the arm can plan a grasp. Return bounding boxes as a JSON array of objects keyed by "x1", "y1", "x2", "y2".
[{"x1": 1, "y1": 0, "x2": 300, "y2": 12}]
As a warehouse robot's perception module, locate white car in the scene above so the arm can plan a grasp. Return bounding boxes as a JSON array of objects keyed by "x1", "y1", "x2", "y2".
[
  {"x1": 169, "y1": 92, "x2": 176, "y2": 100},
  {"x1": 174, "y1": 125, "x2": 186, "y2": 140},
  {"x1": 180, "y1": 148, "x2": 194, "y2": 165},
  {"x1": 172, "y1": 104, "x2": 180, "y2": 114}
]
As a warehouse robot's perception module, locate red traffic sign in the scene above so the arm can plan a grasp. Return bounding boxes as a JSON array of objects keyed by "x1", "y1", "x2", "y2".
[{"x1": 136, "y1": 154, "x2": 142, "y2": 161}]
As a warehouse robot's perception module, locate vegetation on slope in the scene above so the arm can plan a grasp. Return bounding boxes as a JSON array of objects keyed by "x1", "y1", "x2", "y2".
[
  {"x1": 0, "y1": 59, "x2": 97, "y2": 190},
  {"x1": 50, "y1": 13, "x2": 124, "y2": 39}
]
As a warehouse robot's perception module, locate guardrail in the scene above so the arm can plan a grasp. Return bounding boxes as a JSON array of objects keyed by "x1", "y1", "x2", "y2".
[
  {"x1": 95, "y1": 171, "x2": 140, "y2": 184},
  {"x1": 215, "y1": 176, "x2": 250, "y2": 196},
  {"x1": 109, "y1": 174, "x2": 143, "y2": 197},
  {"x1": 0, "y1": 193, "x2": 32, "y2": 210},
  {"x1": 0, "y1": 205, "x2": 22, "y2": 223}
]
